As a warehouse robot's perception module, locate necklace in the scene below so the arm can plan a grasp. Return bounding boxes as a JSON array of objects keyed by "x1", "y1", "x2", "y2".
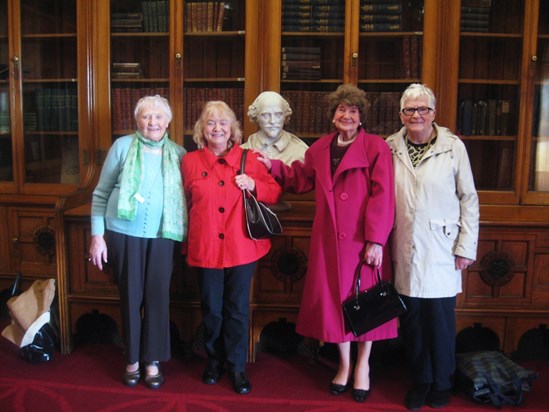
[{"x1": 337, "y1": 133, "x2": 357, "y2": 147}]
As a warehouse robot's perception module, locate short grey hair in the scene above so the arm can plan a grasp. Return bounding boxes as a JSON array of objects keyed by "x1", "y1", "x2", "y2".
[
  {"x1": 134, "y1": 94, "x2": 172, "y2": 122},
  {"x1": 400, "y1": 83, "x2": 436, "y2": 111}
]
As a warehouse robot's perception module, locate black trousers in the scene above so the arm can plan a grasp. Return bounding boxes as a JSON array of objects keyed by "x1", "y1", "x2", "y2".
[
  {"x1": 108, "y1": 230, "x2": 174, "y2": 364},
  {"x1": 197, "y1": 262, "x2": 256, "y2": 373},
  {"x1": 399, "y1": 295, "x2": 457, "y2": 391}
]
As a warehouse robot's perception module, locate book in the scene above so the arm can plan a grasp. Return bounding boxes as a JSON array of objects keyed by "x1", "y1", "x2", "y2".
[
  {"x1": 361, "y1": 14, "x2": 402, "y2": 23},
  {"x1": 361, "y1": 23, "x2": 402, "y2": 32},
  {"x1": 360, "y1": 4, "x2": 402, "y2": 14},
  {"x1": 282, "y1": 53, "x2": 320, "y2": 61},
  {"x1": 281, "y1": 46, "x2": 321, "y2": 55}
]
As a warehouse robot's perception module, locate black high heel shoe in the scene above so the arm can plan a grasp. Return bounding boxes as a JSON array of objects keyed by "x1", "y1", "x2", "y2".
[
  {"x1": 144, "y1": 361, "x2": 164, "y2": 389},
  {"x1": 330, "y1": 381, "x2": 350, "y2": 395},
  {"x1": 352, "y1": 388, "x2": 370, "y2": 403}
]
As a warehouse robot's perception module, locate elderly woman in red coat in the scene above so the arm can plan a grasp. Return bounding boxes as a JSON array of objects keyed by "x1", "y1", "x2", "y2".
[{"x1": 258, "y1": 84, "x2": 396, "y2": 403}]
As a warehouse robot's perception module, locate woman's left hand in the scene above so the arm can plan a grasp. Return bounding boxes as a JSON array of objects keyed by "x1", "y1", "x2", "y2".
[
  {"x1": 235, "y1": 173, "x2": 255, "y2": 191},
  {"x1": 456, "y1": 256, "x2": 474, "y2": 271},
  {"x1": 363, "y1": 242, "x2": 382, "y2": 268}
]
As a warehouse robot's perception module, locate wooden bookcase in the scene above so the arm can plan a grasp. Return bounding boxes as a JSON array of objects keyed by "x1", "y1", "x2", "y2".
[{"x1": 0, "y1": 0, "x2": 547, "y2": 357}]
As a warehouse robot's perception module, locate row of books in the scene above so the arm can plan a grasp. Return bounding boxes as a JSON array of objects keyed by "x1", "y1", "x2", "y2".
[
  {"x1": 33, "y1": 88, "x2": 79, "y2": 132},
  {"x1": 183, "y1": 87, "x2": 244, "y2": 130},
  {"x1": 112, "y1": 63, "x2": 143, "y2": 80},
  {"x1": 458, "y1": 99, "x2": 511, "y2": 136},
  {"x1": 281, "y1": 46, "x2": 321, "y2": 80},
  {"x1": 363, "y1": 91, "x2": 402, "y2": 136},
  {"x1": 360, "y1": 0, "x2": 403, "y2": 32},
  {"x1": 112, "y1": 88, "x2": 170, "y2": 132},
  {"x1": 461, "y1": 0, "x2": 491, "y2": 32},
  {"x1": 110, "y1": 1, "x2": 169, "y2": 32},
  {"x1": 402, "y1": 35, "x2": 421, "y2": 79},
  {"x1": 185, "y1": 1, "x2": 228, "y2": 33},
  {"x1": 282, "y1": 0, "x2": 344, "y2": 32}
]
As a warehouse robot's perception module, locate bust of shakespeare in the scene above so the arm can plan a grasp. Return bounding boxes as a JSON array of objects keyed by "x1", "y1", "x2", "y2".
[{"x1": 242, "y1": 91, "x2": 309, "y2": 210}]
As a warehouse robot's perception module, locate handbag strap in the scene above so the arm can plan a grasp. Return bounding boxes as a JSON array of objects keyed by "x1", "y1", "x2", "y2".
[
  {"x1": 239, "y1": 148, "x2": 248, "y2": 175},
  {"x1": 354, "y1": 261, "x2": 384, "y2": 300}
]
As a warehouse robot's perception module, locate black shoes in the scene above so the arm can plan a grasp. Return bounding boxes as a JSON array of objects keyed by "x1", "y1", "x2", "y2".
[
  {"x1": 144, "y1": 361, "x2": 164, "y2": 390},
  {"x1": 352, "y1": 388, "x2": 370, "y2": 403},
  {"x1": 405, "y1": 383, "x2": 430, "y2": 411},
  {"x1": 426, "y1": 389, "x2": 451, "y2": 408},
  {"x1": 229, "y1": 371, "x2": 251, "y2": 394},
  {"x1": 329, "y1": 382, "x2": 349, "y2": 395},
  {"x1": 123, "y1": 367, "x2": 140, "y2": 387},
  {"x1": 202, "y1": 364, "x2": 224, "y2": 385}
]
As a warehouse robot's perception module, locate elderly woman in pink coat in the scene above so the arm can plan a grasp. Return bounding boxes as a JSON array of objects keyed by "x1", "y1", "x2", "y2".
[{"x1": 258, "y1": 84, "x2": 396, "y2": 403}]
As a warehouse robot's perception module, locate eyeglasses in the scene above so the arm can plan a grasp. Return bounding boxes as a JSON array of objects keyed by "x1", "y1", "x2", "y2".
[{"x1": 401, "y1": 107, "x2": 433, "y2": 116}]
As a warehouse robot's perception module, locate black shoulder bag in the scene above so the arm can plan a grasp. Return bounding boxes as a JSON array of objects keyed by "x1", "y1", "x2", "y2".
[{"x1": 239, "y1": 149, "x2": 282, "y2": 240}]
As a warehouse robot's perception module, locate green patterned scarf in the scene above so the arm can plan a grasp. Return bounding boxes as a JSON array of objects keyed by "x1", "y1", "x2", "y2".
[{"x1": 118, "y1": 132, "x2": 186, "y2": 242}]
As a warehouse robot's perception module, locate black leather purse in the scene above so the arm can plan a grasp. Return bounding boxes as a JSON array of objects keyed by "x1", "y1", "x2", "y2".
[
  {"x1": 342, "y1": 261, "x2": 407, "y2": 337},
  {"x1": 240, "y1": 149, "x2": 282, "y2": 240}
]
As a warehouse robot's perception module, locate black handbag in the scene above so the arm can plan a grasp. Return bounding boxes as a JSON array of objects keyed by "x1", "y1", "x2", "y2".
[
  {"x1": 240, "y1": 149, "x2": 282, "y2": 240},
  {"x1": 342, "y1": 260, "x2": 407, "y2": 337},
  {"x1": 455, "y1": 350, "x2": 539, "y2": 407}
]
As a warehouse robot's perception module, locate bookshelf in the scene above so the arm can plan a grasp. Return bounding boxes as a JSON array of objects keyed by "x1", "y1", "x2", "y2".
[{"x1": 0, "y1": 0, "x2": 11, "y2": 183}]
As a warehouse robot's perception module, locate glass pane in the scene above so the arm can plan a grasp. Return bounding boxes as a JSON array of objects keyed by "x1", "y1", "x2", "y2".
[
  {"x1": 110, "y1": 0, "x2": 170, "y2": 141},
  {"x1": 0, "y1": 0, "x2": 13, "y2": 181},
  {"x1": 358, "y1": 0, "x2": 424, "y2": 137},
  {"x1": 21, "y1": 0, "x2": 79, "y2": 184},
  {"x1": 183, "y1": 0, "x2": 246, "y2": 151},
  {"x1": 280, "y1": 0, "x2": 345, "y2": 143},
  {"x1": 529, "y1": 2, "x2": 549, "y2": 192},
  {"x1": 456, "y1": 0, "x2": 523, "y2": 191}
]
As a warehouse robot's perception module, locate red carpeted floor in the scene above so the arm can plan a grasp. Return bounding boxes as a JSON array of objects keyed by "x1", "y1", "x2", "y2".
[{"x1": 0, "y1": 336, "x2": 547, "y2": 412}]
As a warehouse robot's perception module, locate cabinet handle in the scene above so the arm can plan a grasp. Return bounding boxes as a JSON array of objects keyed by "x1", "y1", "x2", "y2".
[
  {"x1": 352, "y1": 52, "x2": 358, "y2": 66},
  {"x1": 531, "y1": 55, "x2": 537, "y2": 62},
  {"x1": 12, "y1": 56, "x2": 20, "y2": 80},
  {"x1": 12, "y1": 236, "x2": 19, "y2": 244},
  {"x1": 175, "y1": 52, "x2": 182, "y2": 61}
]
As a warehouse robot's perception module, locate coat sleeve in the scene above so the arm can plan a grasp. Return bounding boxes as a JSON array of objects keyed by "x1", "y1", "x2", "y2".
[
  {"x1": 364, "y1": 141, "x2": 395, "y2": 246},
  {"x1": 270, "y1": 148, "x2": 315, "y2": 194},
  {"x1": 453, "y1": 140, "x2": 479, "y2": 260}
]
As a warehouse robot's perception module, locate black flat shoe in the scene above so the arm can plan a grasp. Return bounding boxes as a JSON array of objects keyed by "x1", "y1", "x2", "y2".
[
  {"x1": 352, "y1": 388, "x2": 370, "y2": 403},
  {"x1": 330, "y1": 382, "x2": 350, "y2": 395},
  {"x1": 229, "y1": 371, "x2": 251, "y2": 394},
  {"x1": 202, "y1": 364, "x2": 224, "y2": 385},
  {"x1": 123, "y1": 368, "x2": 140, "y2": 387},
  {"x1": 144, "y1": 361, "x2": 164, "y2": 390}
]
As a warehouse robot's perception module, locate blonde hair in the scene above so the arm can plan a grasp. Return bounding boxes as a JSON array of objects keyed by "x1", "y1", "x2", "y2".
[{"x1": 193, "y1": 101, "x2": 242, "y2": 149}]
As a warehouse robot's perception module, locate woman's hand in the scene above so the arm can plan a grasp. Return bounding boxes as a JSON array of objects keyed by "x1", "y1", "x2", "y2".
[
  {"x1": 455, "y1": 256, "x2": 474, "y2": 271},
  {"x1": 235, "y1": 173, "x2": 255, "y2": 191},
  {"x1": 253, "y1": 149, "x2": 272, "y2": 171},
  {"x1": 89, "y1": 235, "x2": 108, "y2": 271},
  {"x1": 363, "y1": 242, "x2": 382, "y2": 268}
]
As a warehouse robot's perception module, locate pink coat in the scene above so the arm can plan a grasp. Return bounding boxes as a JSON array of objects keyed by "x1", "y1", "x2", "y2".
[{"x1": 271, "y1": 129, "x2": 397, "y2": 343}]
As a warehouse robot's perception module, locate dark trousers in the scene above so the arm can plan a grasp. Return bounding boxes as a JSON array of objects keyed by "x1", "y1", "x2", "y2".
[
  {"x1": 108, "y1": 230, "x2": 174, "y2": 364},
  {"x1": 197, "y1": 262, "x2": 255, "y2": 373},
  {"x1": 399, "y1": 295, "x2": 457, "y2": 391}
]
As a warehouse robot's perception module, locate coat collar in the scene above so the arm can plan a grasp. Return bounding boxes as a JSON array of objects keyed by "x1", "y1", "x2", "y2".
[{"x1": 199, "y1": 144, "x2": 244, "y2": 171}]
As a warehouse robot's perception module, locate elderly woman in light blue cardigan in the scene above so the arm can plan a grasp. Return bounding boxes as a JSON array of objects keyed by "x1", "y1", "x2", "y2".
[{"x1": 89, "y1": 95, "x2": 187, "y2": 390}]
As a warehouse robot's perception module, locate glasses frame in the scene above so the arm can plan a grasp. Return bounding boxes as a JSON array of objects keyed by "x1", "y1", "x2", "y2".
[{"x1": 401, "y1": 107, "x2": 434, "y2": 116}]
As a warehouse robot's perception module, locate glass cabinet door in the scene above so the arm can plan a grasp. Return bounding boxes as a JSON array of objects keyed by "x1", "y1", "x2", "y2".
[
  {"x1": 279, "y1": 0, "x2": 347, "y2": 145},
  {"x1": 455, "y1": 0, "x2": 523, "y2": 191},
  {"x1": 0, "y1": 0, "x2": 12, "y2": 182},
  {"x1": 357, "y1": 0, "x2": 425, "y2": 136},
  {"x1": 21, "y1": 0, "x2": 80, "y2": 185},
  {"x1": 183, "y1": 0, "x2": 247, "y2": 150},
  {"x1": 529, "y1": 1, "x2": 549, "y2": 194},
  {"x1": 110, "y1": 0, "x2": 171, "y2": 142}
]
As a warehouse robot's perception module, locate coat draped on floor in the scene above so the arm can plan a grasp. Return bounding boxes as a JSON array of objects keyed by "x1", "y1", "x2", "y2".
[{"x1": 271, "y1": 129, "x2": 397, "y2": 343}]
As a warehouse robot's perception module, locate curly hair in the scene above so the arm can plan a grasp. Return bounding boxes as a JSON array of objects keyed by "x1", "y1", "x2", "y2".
[
  {"x1": 327, "y1": 84, "x2": 368, "y2": 123},
  {"x1": 192, "y1": 101, "x2": 243, "y2": 149},
  {"x1": 247, "y1": 91, "x2": 293, "y2": 125}
]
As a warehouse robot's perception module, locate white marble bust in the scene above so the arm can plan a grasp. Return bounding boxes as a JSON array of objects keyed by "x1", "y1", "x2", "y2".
[
  {"x1": 242, "y1": 91, "x2": 308, "y2": 165},
  {"x1": 242, "y1": 91, "x2": 309, "y2": 211}
]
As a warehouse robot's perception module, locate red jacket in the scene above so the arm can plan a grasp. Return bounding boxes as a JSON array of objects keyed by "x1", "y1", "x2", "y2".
[{"x1": 182, "y1": 145, "x2": 282, "y2": 269}]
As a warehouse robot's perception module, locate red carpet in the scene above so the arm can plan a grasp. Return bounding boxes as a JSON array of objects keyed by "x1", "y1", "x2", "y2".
[{"x1": 0, "y1": 337, "x2": 547, "y2": 411}]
